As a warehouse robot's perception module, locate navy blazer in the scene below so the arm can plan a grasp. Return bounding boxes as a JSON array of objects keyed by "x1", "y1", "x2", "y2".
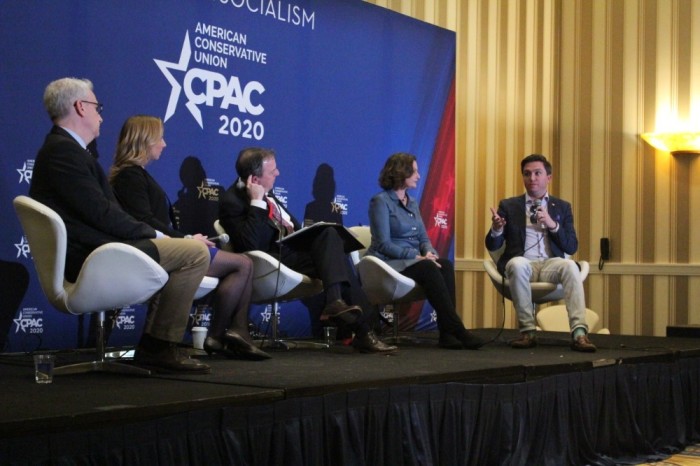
[
  {"x1": 484, "y1": 194, "x2": 578, "y2": 274},
  {"x1": 219, "y1": 181, "x2": 301, "y2": 255},
  {"x1": 29, "y1": 126, "x2": 157, "y2": 281}
]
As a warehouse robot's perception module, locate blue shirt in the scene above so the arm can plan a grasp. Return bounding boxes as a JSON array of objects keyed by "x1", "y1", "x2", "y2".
[{"x1": 366, "y1": 190, "x2": 436, "y2": 271}]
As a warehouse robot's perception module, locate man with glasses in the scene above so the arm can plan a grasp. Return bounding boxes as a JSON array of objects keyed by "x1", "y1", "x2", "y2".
[{"x1": 29, "y1": 77, "x2": 213, "y2": 373}]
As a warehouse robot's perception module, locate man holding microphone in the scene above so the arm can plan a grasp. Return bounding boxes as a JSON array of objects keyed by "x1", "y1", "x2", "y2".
[{"x1": 486, "y1": 154, "x2": 596, "y2": 352}]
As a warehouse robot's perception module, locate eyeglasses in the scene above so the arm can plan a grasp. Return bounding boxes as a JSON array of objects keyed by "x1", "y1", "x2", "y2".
[{"x1": 80, "y1": 100, "x2": 104, "y2": 115}]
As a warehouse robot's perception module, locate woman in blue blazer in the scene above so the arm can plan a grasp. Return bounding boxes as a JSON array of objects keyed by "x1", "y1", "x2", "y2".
[{"x1": 366, "y1": 153, "x2": 483, "y2": 350}]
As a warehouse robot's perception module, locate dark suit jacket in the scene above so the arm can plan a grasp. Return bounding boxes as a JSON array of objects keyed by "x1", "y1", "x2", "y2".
[
  {"x1": 219, "y1": 182, "x2": 301, "y2": 255},
  {"x1": 111, "y1": 165, "x2": 184, "y2": 238},
  {"x1": 484, "y1": 194, "x2": 578, "y2": 274},
  {"x1": 29, "y1": 126, "x2": 157, "y2": 281}
]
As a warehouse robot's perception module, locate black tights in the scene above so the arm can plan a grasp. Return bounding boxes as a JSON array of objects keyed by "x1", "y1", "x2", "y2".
[
  {"x1": 401, "y1": 258, "x2": 466, "y2": 336},
  {"x1": 207, "y1": 250, "x2": 254, "y2": 343}
]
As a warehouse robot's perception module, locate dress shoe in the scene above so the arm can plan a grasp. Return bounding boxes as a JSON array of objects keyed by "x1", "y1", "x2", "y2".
[
  {"x1": 203, "y1": 336, "x2": 239, "y2": 359},
  {"x1": 456, "y1": 330, "x2": 485, "y2": 350},
  {"x1": 438, "y1": 333, "x2": 463, "y2": 349},
  {"x1": 352, "y1": 331, "x2": 398, "y2": 354},
  {"x1": 224, "y1": 329, "x2": 272, "y2": 360},
  {"x1": 322, "y1": 299, "x2": 362, "y2": 324},
  {"x1": 510, "y1": 332, "x2": 537, "y2": 349},
  {"x1": 571, "y1": 334, "x2": 597, "y2": 352},
  {"x1": 135, "y1": 342, "x2": 211, "y2": 374}
]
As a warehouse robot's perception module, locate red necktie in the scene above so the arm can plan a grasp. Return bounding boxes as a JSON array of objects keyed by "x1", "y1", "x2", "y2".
[{"x1": 267, "y1": 198, "x2": 294, "y2": 236}]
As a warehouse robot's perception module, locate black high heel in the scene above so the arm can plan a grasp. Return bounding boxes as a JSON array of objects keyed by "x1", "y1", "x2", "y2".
[
  {"x1": 224, "y1": 330, "x2": 271, "y2": 360},
  {"x1": 203, "y1": 336, "x2": 239, "y2": 359}
]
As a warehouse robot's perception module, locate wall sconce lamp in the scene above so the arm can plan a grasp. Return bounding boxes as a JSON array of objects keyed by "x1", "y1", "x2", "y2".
[{"x1": 641, "y1": 132, "x2": 700, "y2": 155}]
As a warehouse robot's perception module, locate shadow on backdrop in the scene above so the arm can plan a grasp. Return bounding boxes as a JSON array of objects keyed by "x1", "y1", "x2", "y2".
[
  {"x1": 0, "y1": 260, "x2": 30, "y2": 351},
  {"x1": 303, "y1": 163, "x2": 343, "y2": 227},
  {"x1": 302, "y1": 163, "x2": 366, "y2": 338},
  {"x1": 173, "y1": 156, "x2": 221, "y2": 238}
]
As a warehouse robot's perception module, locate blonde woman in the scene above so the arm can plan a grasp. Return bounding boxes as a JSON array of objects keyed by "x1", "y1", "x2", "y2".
[{"x1": 110, "y1": 115, "x2": 269, "y2": 360}]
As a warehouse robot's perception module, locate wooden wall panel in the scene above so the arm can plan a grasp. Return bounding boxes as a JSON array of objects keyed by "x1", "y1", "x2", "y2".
[{"x1": 365, "y1": 0, "x2": 700, "y2": 336}]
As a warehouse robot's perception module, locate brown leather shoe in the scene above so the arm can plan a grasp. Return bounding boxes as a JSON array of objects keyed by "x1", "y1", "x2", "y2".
[
  {"x1": 510, "y1": 332, "x2": 537, "y2": 349},
  {"x1": 352, "y1": 331, "x2": 398, "y2": 354},
  {"x1": 571, "y1": 334, "x2": 597, "y2": 352},
  {"x1": 323, "y1": 299, "x2": 362, "y2": 324},
  {"x1": 135, "y1": 343, "x2": 211, "y2": 374}
]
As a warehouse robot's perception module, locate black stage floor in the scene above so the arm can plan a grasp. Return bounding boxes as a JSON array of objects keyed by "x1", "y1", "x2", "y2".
[{"x1": 2, "y1": 328, "x2": 700, "y2": 465}]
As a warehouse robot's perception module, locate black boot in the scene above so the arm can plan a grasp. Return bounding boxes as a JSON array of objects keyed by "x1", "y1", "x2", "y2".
[
  {"x1": 438, "y1": 333, "x2": 463, "y2": 349},
  {"x1": 456, "y1": 329, "x2": 485, "y2": 350}
]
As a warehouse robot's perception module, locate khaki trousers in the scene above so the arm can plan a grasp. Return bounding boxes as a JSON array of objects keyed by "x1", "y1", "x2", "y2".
[
  {"x1": 144, "y1": 238, "x2": 209, "y2": 342},
  {"x1": 505, "y1": 256, "x2": 588, "y2": 335}
]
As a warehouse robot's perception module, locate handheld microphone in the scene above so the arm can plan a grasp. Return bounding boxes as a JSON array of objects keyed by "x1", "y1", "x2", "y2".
[
  {"x1": 529, "y1": 199, "x2": 541, "y2": 224},
  {"x1": 208, "y1": 233, "x2": 230, "y2": 244},
  {"x1": 185, "y1": 233, "x2": 230, "y2": 244}
]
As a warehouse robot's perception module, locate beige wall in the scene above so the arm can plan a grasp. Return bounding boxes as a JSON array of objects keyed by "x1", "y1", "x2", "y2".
[{"x1": 366, "y1": 0, "x2": 700, "y2": 336}]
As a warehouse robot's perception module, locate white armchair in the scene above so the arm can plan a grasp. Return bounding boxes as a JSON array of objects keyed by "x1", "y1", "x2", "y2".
[
  {"x1": 349, "y1": 226, "x2": 426, "y2": 344},
  {"x1": 214, "y1": 220, "x2": 324, "y2": 349},
  {"x1": 13, "y1": 195, "x2": 169, "y2": 376},
  {"x1": 483, "y1": 245, "x2": 590, "y2": 304},
  {"x1": 536, "y1": 305, "x2": 610, "y2": 334}
]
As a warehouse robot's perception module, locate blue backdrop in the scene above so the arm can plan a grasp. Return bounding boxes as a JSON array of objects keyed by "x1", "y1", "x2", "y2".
[{"x1": 0, "y1": 0, "x2": 455, "y2": 352}]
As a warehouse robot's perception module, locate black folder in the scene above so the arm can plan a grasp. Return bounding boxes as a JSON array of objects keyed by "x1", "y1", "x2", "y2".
[{"x1": 277, "y1": 222, "x2": 364, "y2": 254}]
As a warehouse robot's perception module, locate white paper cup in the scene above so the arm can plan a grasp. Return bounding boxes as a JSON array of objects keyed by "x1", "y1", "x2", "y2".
[{"x1": 191, "y1": 326, "x2": 208, "y2": 350}]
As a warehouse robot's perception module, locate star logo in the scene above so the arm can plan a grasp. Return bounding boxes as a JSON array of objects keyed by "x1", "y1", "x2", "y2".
[
  {"x1": 260, "y1": 305, "x2": 273, "y2": 323},
  {"x1": 17, "y1": 162, "x2": 32, "y2": 184},
  {"x1": 15, "y1": 236, "x2": 30, "y2": 259},
  {"x1": 434, "y1": 212, "x2": 448, "y2": 229},
  {"x1": 13, "y1": 312, "x2": 24, "y2": 333},
  {"x1": 196, "y1": 181, "x2": 220, "y2": 200},
  {"x1": 154, "y1": 31, "x2": 198, "y2": 126}
]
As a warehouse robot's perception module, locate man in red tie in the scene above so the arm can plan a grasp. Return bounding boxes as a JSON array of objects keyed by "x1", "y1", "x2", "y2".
[{"x1": 219, "y1": 147, "x2": 396, "y2": 354}]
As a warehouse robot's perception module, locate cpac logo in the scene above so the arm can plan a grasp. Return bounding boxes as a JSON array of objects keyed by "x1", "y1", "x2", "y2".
[
  {"x1": 190, "y1": 311, "x2": 211, "y2": 327},
  {"x1": 13, "y1": 312, "x2": 43, "y2": 333},
  {"x1": 434, "y1": 211, "x2": 448, "y2": 229},
  {"x1": 197, "y1": 182, "x2": 220, "y2": 201},
  {"x1": 155, "y1": 31, "x2": 265, "y2": 129},
  {"x1": 260, "y1": 304, "x2": 274, "y2": 324},
  {"x1": 331, "y1": 201, "x2": 347, "y2": 214},
  {"x1": 15, "y1": 236, "x2": 30, "y2": 259},
  {"x1": 17, "y1": 161, "x2": 33, "y2": 184},
  {"x1": 114, "y1": 314, "x2": 136, "y2": 330}
]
